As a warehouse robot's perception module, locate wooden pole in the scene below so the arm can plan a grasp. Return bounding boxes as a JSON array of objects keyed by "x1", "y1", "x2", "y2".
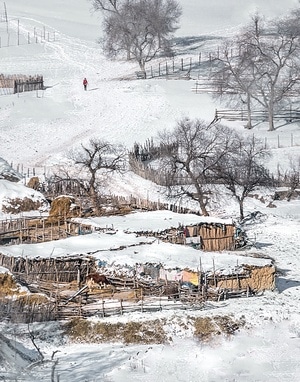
[
  {"x1": 101, "y1": 300, "x2": 105, "y2": 318},
  {"x1": 141, "y1": 289, "x2": 144, "y2": 312},
  {"x1": 17, "y1": 19, "x2": 20, "y2": 45},
  {"x1": 212, "y1": 258, "x2": 216, "y2": 287},
  {"x1": 4, "y1": 2, "x2": 8, "y2": 33}
]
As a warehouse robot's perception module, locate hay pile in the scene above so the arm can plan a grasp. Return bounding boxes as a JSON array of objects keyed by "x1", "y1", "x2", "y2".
[
  {"x1": 0, "y1": 273, "x2": 19, "y2": 297},
  {"x1": 48, "y1": 195, "x2": 80, "y2": 222},
  {"x1": 27, "y1": 176, "x2": 40, "y2": 190},
  {"x1": 2, "y1": 197, "x2": 45, "y2": 214}
]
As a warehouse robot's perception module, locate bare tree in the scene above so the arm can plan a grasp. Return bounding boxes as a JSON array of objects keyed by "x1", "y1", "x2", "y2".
[
  {"x1": 212, "y1": 134, "x2": 271, "y2": 220},
  {"x1": 210, "y1": 38, "x2": 258, "y2": 129},
  {"x1": 69, "y1": 138, "x2": 126, "y2": 215},
  {"x1": 90, "y1": 0, "x2": 120, "y2": 13},
  {"x1": 211, "y1": 14, "x2": 300, "y2": 131},
  {"x1": 250, "y1": 16, "x2": 300, "y2": 131},
  {"x1": 92, "y1": 0, "x2": 182, "y2": 71},
  {"x1": 27, "y1": 324, "x2": 61, "y2": 381},
  {"x1": 159, "y1": 118, "x2": 235, "y2": 216}
]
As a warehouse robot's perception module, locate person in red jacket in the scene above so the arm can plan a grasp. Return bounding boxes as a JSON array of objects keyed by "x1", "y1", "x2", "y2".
[{"x1": 83, "y1": 77, "x2": 88, "y2": 90}]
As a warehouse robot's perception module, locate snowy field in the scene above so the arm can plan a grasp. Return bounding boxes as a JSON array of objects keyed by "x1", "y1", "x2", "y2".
[{"x1": 0, "y1": 1, "x2": 299, "y2": 381}]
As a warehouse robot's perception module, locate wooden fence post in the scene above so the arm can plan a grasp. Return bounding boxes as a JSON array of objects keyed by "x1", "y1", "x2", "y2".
[
  {"x1": 140, "y1": 289, "x2": 144, "y2": 312},
  {"x1": 101, "y1": 299, "x2": 105, "y2": 317},
  {"x1": 17, "y1": 19, "x2": 19, "y2": 45},
  {"x1": 212, "y1": 258, "x2": 216, "y2": 287}
]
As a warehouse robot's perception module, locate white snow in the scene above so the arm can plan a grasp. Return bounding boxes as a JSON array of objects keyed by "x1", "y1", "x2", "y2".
[{"x1": 0, "y1": 1, "x2": 299, "y2": 381}]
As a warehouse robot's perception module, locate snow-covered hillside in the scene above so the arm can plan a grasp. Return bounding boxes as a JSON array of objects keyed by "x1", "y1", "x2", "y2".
[{"x1": 0, "y1": 1, "x2": 299, "y2": 381}]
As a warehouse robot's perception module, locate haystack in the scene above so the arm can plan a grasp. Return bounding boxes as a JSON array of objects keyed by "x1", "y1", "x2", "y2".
[
  {"x1": 48, "y1": 195, "x2": 80, "y2": 222},
  {"x1": 27, "y1": 176, "x2": 40, "y2": 190}
]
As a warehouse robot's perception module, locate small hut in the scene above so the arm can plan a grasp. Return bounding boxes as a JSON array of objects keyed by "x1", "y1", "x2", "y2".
[{"x1": 183, "y1": 222, "x2": 244, "y2": 251}]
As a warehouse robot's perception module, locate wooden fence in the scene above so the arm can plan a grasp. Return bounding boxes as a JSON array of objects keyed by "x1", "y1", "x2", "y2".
[
  {"x1": 0, "y1": 74, "x2": 44, "y2": 95},
  {"x1": 13, "y1": 75, "x2": 44, "y2": 93},
  {"x1": 0, "y1": 253, "x2": 96, "y2": 283},
  {"x1": 215, "y1": 108, "x2": 300, "y2": 123},
  {"x1": 0, "y1": 217, "x2": 93, "y2": 245},
  {"x1": 0, "y1": 250, "x2": 274, "y2": 323},
  {"x1": 0, "y1": 5, "x2": 57, "y2": 49},
  {"x1": 0, "y1": 289, "x2": 208, "y2": 323},
  {"x1": 143, "y1": 52, "x2": 217, "y2": 80},
  {"x1": 133, "y1": 222, "x2": 238, "y2": 251},
  {"x1": 0, "y1": 271, "x2": 254, "y2": 323},
  {"x1": 187, "y1": 223, "x2": 236, "y2": 251}
]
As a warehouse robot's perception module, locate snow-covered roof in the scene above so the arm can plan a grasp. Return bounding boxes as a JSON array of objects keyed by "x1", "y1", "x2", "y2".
[{"x1": 76, "y1": 210, "x2": 234, "y2": 233}]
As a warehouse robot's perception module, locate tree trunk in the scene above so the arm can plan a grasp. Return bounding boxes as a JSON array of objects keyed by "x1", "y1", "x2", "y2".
[
  {"x1": 199, "y1": 199, "x2": 209, "y2": 216},
  {"x1": 245, "y1": 93, "x2": 252, "y2": 129},
  {"x1": 239, "y1": 199, "x2": 244, "y2": 221},
  {"x1": 90, "y1": 187, "x2": 101, "y2": 215},
  {"x1": 89, "y1": 174, "x2": 101, "y2": 215},
  {"x1": 268, "y1": 101, "x2": 275, "y2": 131},
  {"x1": 190, "y1": 172, "x2": 209, "y2": 216},
  {"x1": 139, "y1": 60, "x2": 145, "y2": 72},
  {"x1": 196, "y1": 189, "x2": 209, "y2": 216}
]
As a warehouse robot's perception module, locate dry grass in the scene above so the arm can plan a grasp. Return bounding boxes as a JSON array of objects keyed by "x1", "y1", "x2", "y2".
[
  {"x1": 193, "y1": 315, "x2": 245, "y2": 342},
  {"x1": 2, "y1": 197, "x2": 44, "y2": 213},
  {"x1": 64, "y1": 318, "x2": 167, "y2": 344},
  {"x1": 27, "y1": 176, "x2": 40, "y2": 190},
  {"x1": 0, "y1": 273, "x2": 19, "y2": 296},
  {"x1": 193, "y1": 317, "x2": 217, "y2": 341},
  {"x1": 0, "y1": 274, "x2": 50, "y2": 302},
  {"x1": 48, "y1": 196, "x2": 77, "y2": 222},
  {"x1": 16, "y1": 294, "x2": 49, "y2": 305},
  {"x1": 63, "y1": 314, "x2": 245, "y2": 345}
]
